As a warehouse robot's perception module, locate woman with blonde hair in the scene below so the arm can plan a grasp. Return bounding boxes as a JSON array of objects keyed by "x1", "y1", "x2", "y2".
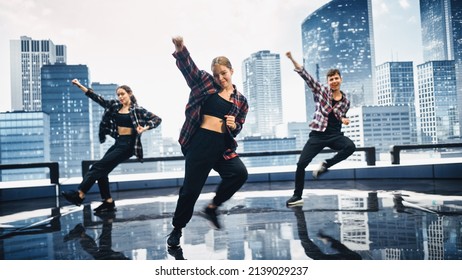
[{"x1": 167, "y1": 36, "x2": 249, "y2": 247}]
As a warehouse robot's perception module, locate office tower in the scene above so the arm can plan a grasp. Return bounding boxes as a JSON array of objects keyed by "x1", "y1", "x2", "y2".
[
  {"x1": 241, "y1": 136, "x2": 296, "y2": 168},
  {"x1": 416, "y1": 60, "x2": 459, "y2": 144},
  {"x1": 420, "y1": 0, "x2": 462, "y2": 137},
  {"x1": 275, "y1": 122, "x2": 311, "y2": 150},
  {"x1": 376, "y1": 61, "x2": 417, "y2": 142},
  {"x1": 90, "y1": 82, "x2": 118, "y2": 159},
  {"x1": 242, "y1": 50, "x2": 283, "y2": 137},
  {"x1": 41, "y1": 64, "x2": 91, "y2": 178},
  {"x1": 0, "y1": 111, "x2": 50, "y2": 181},
  {"x1": 343, "y1": 105, "x2": 412, "y2": 161},
  {"x1": 301, "y1": 0, "x2": 376, "y2": 121},
  {"x1": 10, "y1": 36, "x2": 67, "y2": 111}
]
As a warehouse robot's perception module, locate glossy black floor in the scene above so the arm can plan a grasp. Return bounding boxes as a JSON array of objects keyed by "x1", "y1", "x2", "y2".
[{"x1": 1, "y1": 179, "x2": 462, "y2": 260}]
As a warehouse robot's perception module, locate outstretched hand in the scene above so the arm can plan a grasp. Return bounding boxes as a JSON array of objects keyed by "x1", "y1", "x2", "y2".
[
  {"x1": 71, "y1": 79, "x2": 88, "y2": 92},
  {"x1": 71, "y1": 79, "x2": 81, "y2": 87},
  {"x1": 172, "y1": 36, "x2": 184, "y2": 52},
  {"x1": 285, "y1": 51, "x2": 302, "y2": 70}
]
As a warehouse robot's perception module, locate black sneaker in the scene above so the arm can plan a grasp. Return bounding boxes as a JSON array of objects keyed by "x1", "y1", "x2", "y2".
[
  {"x1": 312, "y1": 161, "x2": 328, "y2": 179},
  {"x1": 93, "y1": 201, "x2": 116, "y2": 213},
  {"x1": 61, "y1": 190, "x2": 84, "y2": 206},
  {"x1": 286, "y1": 195, "x2": 303, "y2": 206},
  {"x1": 202, "y1": 206, "x2": 221, "y2": 230},
  {"x1": 168, "y1": 246, "x2": 186, "y2": 260},
  {"x1": 167, "y1": 228, "x2": 182, "y2": 247}
]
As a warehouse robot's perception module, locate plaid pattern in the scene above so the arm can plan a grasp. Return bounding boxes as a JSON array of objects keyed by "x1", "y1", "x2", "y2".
[
  {"x1": 296, "y1": 68, "x2": 350, "y2": 132},
  {"x1": 173, "y1": 47, "x2": 248, "y2": 160},
  {"x1": 85, "y1": 89, "x2": 162, "y2": 161}
]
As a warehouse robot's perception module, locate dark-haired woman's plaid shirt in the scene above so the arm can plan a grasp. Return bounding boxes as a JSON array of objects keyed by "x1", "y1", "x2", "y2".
[
  {"x1": 173, "y1": 47, "x2": 248, "y2": 160},
  {"x1": 295, "y1": 68, "x2": 350, "y2": 132},
  {"x1": 85, "y1": 89, "x2": 162, "y2": 161}
]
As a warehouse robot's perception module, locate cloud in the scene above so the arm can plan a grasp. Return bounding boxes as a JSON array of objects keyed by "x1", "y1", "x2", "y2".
[
  {"x1": 399, "y1": 0, "x2": 411, "y2": 9},
  {"x1": 372, "y1": 0, "x2": 389, "y2": 17}
]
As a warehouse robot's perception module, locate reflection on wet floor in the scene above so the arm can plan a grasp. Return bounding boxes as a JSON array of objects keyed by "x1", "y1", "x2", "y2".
[{"x1": 1, "y1": 180, "x2": 462, "y2": 260}]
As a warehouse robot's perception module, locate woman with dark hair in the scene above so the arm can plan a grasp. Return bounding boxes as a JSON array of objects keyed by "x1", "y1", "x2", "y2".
[
  {"x1": 61, "y1": 79, "x2": 162, "y2": 212},
  {"x1": 167, "y1": 36, "x2": 249, "y2": 247}
]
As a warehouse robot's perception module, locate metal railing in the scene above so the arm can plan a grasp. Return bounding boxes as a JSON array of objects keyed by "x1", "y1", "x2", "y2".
[
  {"x1": 0, "y1": 162, "x2": 60, "y2": 185},
  {"x1": 390, "y1": 143, "x2": 462, "y2": 164},
  {"x1": 81, "y1": 147, "x2": 376, "y2": 177},
  {"x1": 2, "y1": 143, "x2": 462, "y2": 185}
]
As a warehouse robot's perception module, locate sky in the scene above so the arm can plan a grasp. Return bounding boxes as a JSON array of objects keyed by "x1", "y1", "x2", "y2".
[{"x1": 0, "y1": 0, "x2": 423, "y2": 138}]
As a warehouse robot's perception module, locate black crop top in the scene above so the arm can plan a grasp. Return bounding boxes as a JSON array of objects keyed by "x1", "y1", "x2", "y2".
[
  {"x1": 115, "y1": 112, "x2": 134, "y2": 128},
  {"x1": 202, "y1": 93, "x2": 233, "y2": 119},
  {"x1": 325, "y1": 99, "x2": 342, "y2": 134}
]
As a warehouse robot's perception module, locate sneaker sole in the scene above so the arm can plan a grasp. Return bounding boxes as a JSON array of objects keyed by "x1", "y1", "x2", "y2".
[{"x1": 286, "y1": 200, "x2": 304, "y2": 206}]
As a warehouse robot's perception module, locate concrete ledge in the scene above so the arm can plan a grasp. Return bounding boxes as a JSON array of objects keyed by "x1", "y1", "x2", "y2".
[{"x1": 1, "y1": 161, "x2": 461, "y2": 202}]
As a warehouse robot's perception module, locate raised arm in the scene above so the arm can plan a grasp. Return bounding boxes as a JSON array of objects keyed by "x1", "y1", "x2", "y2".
[
  {"x1": 172, "y1": 36, "x2": 214, "y2": 93},
  {"x1": 72, "y1": 79, "x2": 110, "y2": 108},
  {"x1": 286, "y1": 52, "x2": 303, "y2": 71},
  {"x1": 286, "y1": 52, "x2": 326, "y2": 97},
  {"x1": 72, "y1": 79, "x2": 89, "y2": 92}
]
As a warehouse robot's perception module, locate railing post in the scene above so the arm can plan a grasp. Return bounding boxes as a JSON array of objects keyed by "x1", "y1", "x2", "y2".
[
  {"x1": 49, "y1": 162, "x2": 60, "y2": 185},
  {"x1": 390, "y1": 146, "x2": 400, "y2": 164},
  {"x1": 365, "y1": 147, "x2": 376, "y2": 166}
]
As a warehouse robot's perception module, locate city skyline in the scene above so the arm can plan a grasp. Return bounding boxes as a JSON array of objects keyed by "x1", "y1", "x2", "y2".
[{"x1": 0, "y1": 0, "x2": 423, "y2": 138}]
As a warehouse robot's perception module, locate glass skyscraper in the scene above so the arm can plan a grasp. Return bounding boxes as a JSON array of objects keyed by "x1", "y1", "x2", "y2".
[
  {"x1": 0, "y1": 111, "x2": 50, "y2": 181},
  {"x1": 90, "y1": 82, "x2": 118, "y2": 160},
  {"x1": 420, "y1": 0, "x2": 462, "y2": 137},
  {"x1": 376, "y1": 61, "x2": 417, "y2": 142},
  {"x1": 301, "y1": 0, "x2": 376, "y2": 121},
  {"x1": 343, "y1": 105, "x2": 412, "y2": 161},
  {"x1": 242, "y1": 50, "x2": 283, "y2": 137},
  {"x1": 10, "y1": 36, "x2": 67, "y2": 112},
  {"x1": 41, "y1": 64, "x2": 91, "y2": 178},
  {"x1": 417, "y1": 60, "x2": 459, "y2": 144}
]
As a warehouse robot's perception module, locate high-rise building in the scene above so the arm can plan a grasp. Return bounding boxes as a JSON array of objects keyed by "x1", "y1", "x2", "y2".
[
  {"x1": 301, "y1": 0, "x2": 376, "y2": 121},
  {"x1": 343, "y1": 105, "x2": 412, "y2": 161},
  {"x1": 242, "y1": 50, "x2": 283, "y2": 137},
  {"x1": 0, "y1": 111, "x2": 50, "y2": 181},
  {"x1": 41, "y1": 64, "x2": 91, "y2": 178},
  {"x1": 420, "y1": 0, "x2": 462, "y2": 137},
  {"x1": 376, "y1": 61, "x2": 417, "y2": 142},
  {"x1": 240, "y1": 136, "x2": 296, "y2": 168},
  {"x1": 10, "y1": 36, "x2": 67, "y2": 112},
  {"x1": 90, "y1": 82, "x2": 118, "y2": 160},
  {"x1": 275, "y1": 122, "x2": 310, "y2": 150},
  {"x1": 416, "y1": 60, "x2": 459, "y2": 144}
]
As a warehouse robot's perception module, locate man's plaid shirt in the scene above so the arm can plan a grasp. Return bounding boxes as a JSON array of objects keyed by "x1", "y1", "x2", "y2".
[
  {"x1": 85, "y1": 88, "x2": 162, "y2": 161},
  {"x1": 173, "y1": 47, "x2": 248, "y2": 160},
  {"x1": 296, "y1": 68, "x2": 350, "y2": 132}
]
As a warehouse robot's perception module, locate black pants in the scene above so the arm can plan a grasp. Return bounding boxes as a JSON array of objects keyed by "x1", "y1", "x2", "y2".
[
  {"x1": 79, "y1": 135, "x2": 135, "y2": 200},
  {"x1": 172, "y1": 128, "x2": 248, "y2": 229},
  {"x1": 294, "y1": 131, "x2": 355, "y2": 197}
]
